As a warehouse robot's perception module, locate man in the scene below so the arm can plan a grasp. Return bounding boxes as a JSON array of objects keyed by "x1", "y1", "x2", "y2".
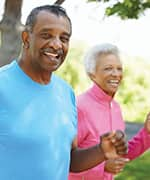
[{"x1": 0, "y1": 5, "x2": 127, "y2": 180}]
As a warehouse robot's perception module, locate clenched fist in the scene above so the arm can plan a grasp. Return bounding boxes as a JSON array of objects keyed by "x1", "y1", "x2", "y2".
[{"x1": 100, "y1": 130, "x2": 128, "y2": 160}]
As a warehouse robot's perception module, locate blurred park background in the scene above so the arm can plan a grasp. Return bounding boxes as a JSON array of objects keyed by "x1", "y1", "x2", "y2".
[{"x1": 1, "y1": 0, "x2": 150, "y2": 179}]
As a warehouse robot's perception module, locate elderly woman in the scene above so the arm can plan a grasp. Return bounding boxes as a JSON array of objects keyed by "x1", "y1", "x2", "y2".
[{"x1": 69, "y1": 43, "x2": 150, "y2": 180}]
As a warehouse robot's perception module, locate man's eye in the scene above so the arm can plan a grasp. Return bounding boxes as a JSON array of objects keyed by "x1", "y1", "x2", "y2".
[
  {"x1": 61, "y1": 37, "x2": 69, "y2": 43},
  {"x1": 41, "y1": 33, "x2": 51, "y2": 39}
]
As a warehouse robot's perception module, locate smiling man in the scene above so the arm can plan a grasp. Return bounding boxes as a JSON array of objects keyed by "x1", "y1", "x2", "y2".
[{"x1": 0, "y1": 5, "x2": 128, "y2": 180}]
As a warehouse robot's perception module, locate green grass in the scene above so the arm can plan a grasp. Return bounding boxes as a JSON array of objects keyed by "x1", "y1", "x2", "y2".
[{"x1": 115, "y1": 151, "x2": 150, "y2": 180}]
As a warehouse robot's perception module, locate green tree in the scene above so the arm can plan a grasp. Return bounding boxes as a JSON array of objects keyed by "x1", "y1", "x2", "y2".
[
  {"x1": 0, "y1": 0, "x2": 64, "y2": 67},
  {"x1": 0, "y1": 0, "x2": 23, "y2": 66},
  {"x1": 56, "y1": 41, "x2": 90, "y2": 94},
  {"x1": 88, "y1": 0, "x2": 150, "y2": 19},
  {"x1": 116, "y1": 56, "x2": 150, "y2": 122},
  {"x1": 1, "y1": 0, "x2": 150, "y2": 66}
]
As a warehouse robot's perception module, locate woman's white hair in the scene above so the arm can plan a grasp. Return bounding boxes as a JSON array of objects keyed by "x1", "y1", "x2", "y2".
[{"x1": 84, "y1": 43, "x2": 120, "y2": 75}]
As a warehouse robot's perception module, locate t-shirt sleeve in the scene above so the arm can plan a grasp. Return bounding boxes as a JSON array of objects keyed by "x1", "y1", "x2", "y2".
[{"x1": 69, "y1": 89, "x2": 78, "y2": 135}]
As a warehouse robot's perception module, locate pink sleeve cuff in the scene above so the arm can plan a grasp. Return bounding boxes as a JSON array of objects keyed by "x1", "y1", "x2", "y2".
[{"x1": 126, "y1": 127, "x2": 150, "y2": 160}]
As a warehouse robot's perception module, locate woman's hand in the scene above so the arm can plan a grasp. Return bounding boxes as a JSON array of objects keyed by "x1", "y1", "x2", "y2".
[
  {"x1": 144, "y1": 112, "x2": 150, "y2": 133},
  {"x1": 104, "y1": 158, "x2": 129, "y2": 174}
]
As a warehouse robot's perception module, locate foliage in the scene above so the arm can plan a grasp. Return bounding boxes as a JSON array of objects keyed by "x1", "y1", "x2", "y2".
[
  {"x1": 115, "y1": 151, "x2": 150, "y2": 179},
  {"x1": 56, "y1": 41, "x2": 91, "y2": 94},
  {"x1": 87, "y1": 0, "x2": 150, "y2": 19},
  {"x1": 116, "y1": 56, "x2": 150, "y2": 122},
  {"x1": 57, "y1": 42, "x2": 150, "y2": 123},
  {"x1": 1, "y1": 0, "x2": 150, "y2": 66}
]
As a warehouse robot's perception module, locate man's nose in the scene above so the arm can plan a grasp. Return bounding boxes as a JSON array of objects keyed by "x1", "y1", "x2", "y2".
[{"x1": 48, "y1": 37, "x2": 62, "y2": 49}]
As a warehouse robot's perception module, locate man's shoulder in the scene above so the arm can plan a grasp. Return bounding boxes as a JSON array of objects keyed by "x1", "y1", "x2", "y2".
[
  {"x1": 53, "y1": 74, "x2": 74, "y2": 92},
  {"x1": 0, "y1": 61, "x2": 16, "y2": 77},
  {"x1": 53, "y1": 75, "x2": 76, "y2": 104}
]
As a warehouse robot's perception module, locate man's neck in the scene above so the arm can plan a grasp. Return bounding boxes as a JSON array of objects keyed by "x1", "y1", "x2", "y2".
[{"x1": 18, "y1": 58, "x2": 52, "y2": 85}]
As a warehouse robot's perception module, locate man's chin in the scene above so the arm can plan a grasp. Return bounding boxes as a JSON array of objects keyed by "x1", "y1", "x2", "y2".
[{"x1": 47, "y1": 64, "x2": 61, "y2": 72}]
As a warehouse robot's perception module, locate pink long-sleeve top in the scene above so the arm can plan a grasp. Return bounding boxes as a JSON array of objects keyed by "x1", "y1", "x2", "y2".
[{"x1": 69, "y1": 83, "x2": 150, "y2": 180}]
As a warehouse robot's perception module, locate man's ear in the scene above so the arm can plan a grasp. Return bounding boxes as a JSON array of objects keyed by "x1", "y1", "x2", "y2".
[{"x1": 22, "y1": 31, "x2": 30, "y2": 49}]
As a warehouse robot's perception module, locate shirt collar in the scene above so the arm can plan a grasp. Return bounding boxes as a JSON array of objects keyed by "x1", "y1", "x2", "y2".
[{"x1": 88, "y1": 83, "x2": 113, "y2": 103}]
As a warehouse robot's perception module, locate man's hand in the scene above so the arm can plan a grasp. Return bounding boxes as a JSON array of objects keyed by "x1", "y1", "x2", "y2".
[
  {"x1": 144, "y1": 112, "x2": 150, "y2": 133},
  {"x1": 100, "y1": 130, "x2": 128, "y2": 159},
  {"x1": 104, "y1": 158, "x2": 129, "y2": 174}
]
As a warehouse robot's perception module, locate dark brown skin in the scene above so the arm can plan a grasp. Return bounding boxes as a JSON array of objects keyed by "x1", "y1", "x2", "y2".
[
  {"x1": 19, "y1": 11, "x2": 71, "y2": 85},
  {"x1": 19, "y1": 10, "x2": 128, "y2": 173},
  {"x1": 103, "y1": 111, "x2": 150, "y2": 175},
  {"x1": 70, "y1": 130, "x2": 128, "y2": 172}
]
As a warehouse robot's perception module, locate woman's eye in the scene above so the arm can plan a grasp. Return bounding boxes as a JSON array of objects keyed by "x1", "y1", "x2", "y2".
[
  {"x1": 118, "y1": 67, "x2": 123, "y2": 71},
  {"x1": 104, "y1": 67, "x2": 112, "y2": 71}
]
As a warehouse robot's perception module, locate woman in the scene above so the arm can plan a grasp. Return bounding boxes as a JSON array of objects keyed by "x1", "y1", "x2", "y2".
[{"x1": 69, "y1": 43, "x2": 150, "y2": 180}]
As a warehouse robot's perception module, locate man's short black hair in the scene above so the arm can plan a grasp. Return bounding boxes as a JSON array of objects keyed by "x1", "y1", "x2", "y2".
[{"x1": 25, "y1": 4, "x2": 72, "y2": 34}]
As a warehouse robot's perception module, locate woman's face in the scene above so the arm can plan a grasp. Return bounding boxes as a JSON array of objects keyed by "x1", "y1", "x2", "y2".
[{"x1": 91, "y1": 53, "x2": 123, "y2": 97}]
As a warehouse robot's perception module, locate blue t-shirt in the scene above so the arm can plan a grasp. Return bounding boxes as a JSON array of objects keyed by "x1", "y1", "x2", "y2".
[{"x1": 0, "y1": 60, "x2": 77, "y2": 180}]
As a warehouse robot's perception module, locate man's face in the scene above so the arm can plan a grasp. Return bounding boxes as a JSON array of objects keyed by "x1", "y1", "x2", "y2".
[
  {"x1": 91, "y1": 53, "x2": 123, "y2": 97},
  {"x1": 24, "y1": 10, "x2": 71, "y2": 72}
]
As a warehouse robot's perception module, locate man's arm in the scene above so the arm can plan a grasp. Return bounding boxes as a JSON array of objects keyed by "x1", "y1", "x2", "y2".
[{"x1": 70, "y1": 130, "x2": 128, "y2": 172}]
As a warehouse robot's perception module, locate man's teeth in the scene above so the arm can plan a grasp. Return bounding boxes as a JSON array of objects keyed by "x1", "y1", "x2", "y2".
[{"x1": 44, "y1": 52, "x2": 57, "y2": 57}]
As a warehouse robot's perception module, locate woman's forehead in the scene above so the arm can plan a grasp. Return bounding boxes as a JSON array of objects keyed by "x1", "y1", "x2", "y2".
[{"x1": 96, "y1": 53, "x2": 122, "y2": 66}]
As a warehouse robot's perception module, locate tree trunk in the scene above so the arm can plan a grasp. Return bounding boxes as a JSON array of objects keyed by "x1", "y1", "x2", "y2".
[
  {"x1": 0, "y1": 0, "x2": 66, "y2": 67},
  {"x1": 54, "y1": 0, "x2": 66, "y2": 5},
  {"x1": 0, "y1": 0, "x2": 23, "y2": 67}
]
